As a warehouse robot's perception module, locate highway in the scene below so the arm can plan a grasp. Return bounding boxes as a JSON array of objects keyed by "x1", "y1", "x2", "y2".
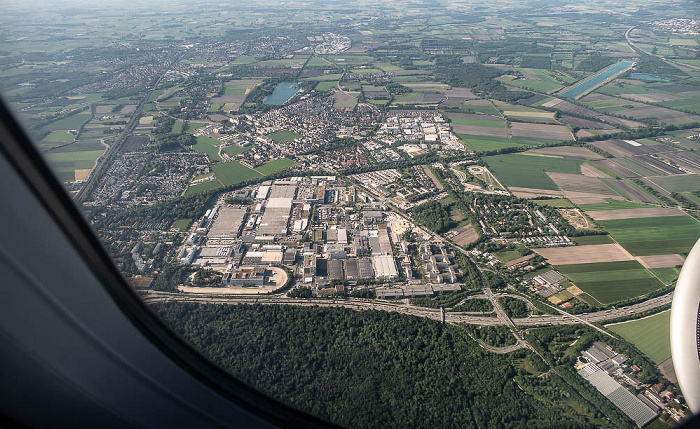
[{"x1": 142, "y1": 290, "x2": 672, "y2": 328}]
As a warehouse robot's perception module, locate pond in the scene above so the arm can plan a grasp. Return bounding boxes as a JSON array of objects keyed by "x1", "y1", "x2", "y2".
[{"x1": 264, "y1": 82, "x2": 299, "y2": 105}]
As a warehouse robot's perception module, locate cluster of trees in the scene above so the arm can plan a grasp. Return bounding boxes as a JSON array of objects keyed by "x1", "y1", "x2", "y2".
[
  {"x1": 464, "y1": 325, "x2": 516, "y2": 347},
  {"x1": 584, "y1": 144, "x2": 614, "y2": 158},
  {"x1": 149, "y1": 115, "x2": 195, "y2": 151},
  {"x1": 455, "y1": 253, "x2": 484, "y2": 289},
  {"x1": 192, "y1": 268, "x2": 223, "y2": 287},
  {"x1": 671, "y1": 192, "x2": 698, "y2": 209},
  {"x1": 151, "y1": 302, "x2": 609, "y2": 428},
  {"x1": 409, "y1": 290, "x2": 469, "y2": 308},
  {"x1": 433, "y1": 58, "x2": 526, "y2": 102},
  {"x1": 575, "y1": 53, "x2": 615, "y2": 72},
  {"x1": 451, "y1": 298, "x2": 492, "y2": 313},
  {"x1": 520, "y1": 56, "x2": 551, "y2": 69},
  {"x1": 499, "y1": 297, "x2": 530, "y2": 318},
  {"x1": 385, "y1": 82, "x2": 412, "y2": 95},
  {"x1": 633, "y1": 52, "x2": 688, "y2": 80},
  {"x1": 411, "y1": 200, "x2": 454, "y2": 234},
  {"x1": 288, "y1": 286, "x2": 313, "y2": 298}
]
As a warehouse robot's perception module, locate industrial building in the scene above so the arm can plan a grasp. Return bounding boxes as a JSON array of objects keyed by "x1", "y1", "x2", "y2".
[
  {"x1": 222, "y1": 267, "x2": 270, "y2": 286},
  {"x1": 257, "y1": 183, "x2": 295, "y2": 236},
  {"x1": 372, "y1": 255, "x2": 399, "y2": 281},
  {"x1": 578, "y1": 363, "x2": 657, "y2": 427},
  {"x1": 207, "y1": 206, "x2": 247, "y2": 239}
]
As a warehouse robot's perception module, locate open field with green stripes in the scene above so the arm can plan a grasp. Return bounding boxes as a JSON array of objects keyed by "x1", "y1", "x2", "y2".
[
  {"x1": 457, "y1": 135, "x2": 529, "y2": 152},
  {"x1": 597, "y1": 215, "x2": 700, "y2": 256},
  {"x1": 578, "y1": 199, "x2": 654, "y2": 211},
  {"x1": 607, "y1": 311, "x2": 671, "y2": 365},
  {"x1": 255, "y1": 158, "x2": 298, "y2": 175},
  {"x1": 483, "y1": 153, "x2": 584, "y2": 190},
  {"x1": 222, "y1": 144, "x2": 253, "y2": 156},
  {"x1": 192, "y1": 136, "x2": 222, "y2": 161},
  {"x1": 46, "y1": 112, "x2": 92, "y2": 130},
  {"x1": 571, "y1": 235, "x2": 614, "y2": 245},
  {"x1": 556, "y1": 260, "x2": 664, "y2": 304},
  {"x1": 268, "y1": 130, "x2": 302, "y2": 143},
  {"x1": 213, "y1": 161, "x2": 263, "y2": 186}
]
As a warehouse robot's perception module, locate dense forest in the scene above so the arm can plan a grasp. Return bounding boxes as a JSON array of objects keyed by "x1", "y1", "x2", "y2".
[{"x1": 152, "y1": 302, "x2": 621, "y2": 428}]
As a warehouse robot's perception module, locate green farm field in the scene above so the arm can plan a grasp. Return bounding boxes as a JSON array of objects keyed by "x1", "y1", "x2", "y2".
[
  {"x1": 268, "y1": 130, "x2": 302, "y2": 143},
  {"x1": 222, "y1": 144, "x2": 252, "y2": 156},
  {"x1": 42, "y1": 130, "x2": 76, "y2": 143},
  {"x1": 212, "y1": 161, "x2": 263, "y2": 186},
  {"x1": 450, "y1": 116, "x2": 507, "y2": 128},
  {"x1": 255, "y1": 158, "x2": 298, "y2": 175},
  {"x1": 607, "y1": 311, "x2": 671, "y2": 365},
  {"x1": 457, "y1": 135, "x2": 528, "y2": 152},
  {"x1": 557, "y1": 260, "x2": 663, "y2": 304},
  {"x1": 651, "y1": 267, "x2": 680, "y2": 285},
  {"x1": 184, "y1": 179, "x2": 224, "y2": 196},
  {"x1": 315, "y1": 81, "x2": 338, "y2": 91},
  {"x1": 45, "y1": 149, "x2": 104, "y2": 163},
  {"x1": 578, "y1": 199, "x2": 653, "y2": 212},
  {"x1": 647, "y1": 174, "x2": 700, "y2": 193},
  {"x1": 192, "y1": 136, "x2": 222, "y2": 161},
  {"x1": 306, "y1": 57, "x2": 332, "y2": 67},
  {"x1": 571, "y1": 235, "x2": 614, "y2": 245},
  {"x1": 483, "y1": 153, "x2": 584, "y2": 190},
  {"x1": 172, "y1": 120, "x2": 206, "y2": 134},
  {"x1": 46, "y1": 112, "x2": 92, "y2": 130},
  {"x1": 597, "y1": 215, "x2": 700, "y2": 256},
  {"x1": 172, "y1": 218, "x2": 192, "y2": 230}
]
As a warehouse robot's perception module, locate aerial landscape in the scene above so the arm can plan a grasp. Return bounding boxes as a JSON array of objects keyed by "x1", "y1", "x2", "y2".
[{"x1": 1, "y1": 0, "x2": 699, "y2": 426}]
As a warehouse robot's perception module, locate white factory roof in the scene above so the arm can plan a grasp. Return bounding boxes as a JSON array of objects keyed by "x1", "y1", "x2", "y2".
[
  {"x1": 266, "y1": 197, "x2": 293, "y2": 209},
  {"x1": 373, "y1": 255, "x2": 398, "y2": 279}
]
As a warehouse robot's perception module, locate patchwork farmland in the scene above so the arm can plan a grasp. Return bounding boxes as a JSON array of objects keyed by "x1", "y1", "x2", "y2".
[{"x1": 556, "y1": 260, "x2": 664, "y2": 304}]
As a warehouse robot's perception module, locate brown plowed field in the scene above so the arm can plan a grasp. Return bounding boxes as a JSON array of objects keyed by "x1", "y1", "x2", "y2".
[
  {"x1": 580, "y1": 163, "x2": 609, "y2": 178},
  {"x1": 547, "y1": 172, "x2": 618, "y2": 196},
  {"x1": 592, "y1": 159, "x2": 638, "y2": 178},
  {"x1": 637, "y1": 254, "x2": 685, "y2": 269},
  {"x1": 528, "y1": 146, "x2": 603, "y2": 160},
  {"x1": 609, "y1": 179, "x2": 658, "y2": 204},
  {"x1": 533, "y1": 243, "x2": 634, "y2": 265},
  {"x1": 509, "y1": 122, "x2": 572, "y2": 140},
  {"x1": 451, "y1": 224, "x2": 479, "y2": 247},
  {"x1": 451, "y1": 124, "x2": 508, "y2": 137},
  {"x1": 587, "y1": 207, "x2": 685, "y2": 220},
  {"x1": 446, "y1": 113, "x2": 502, "y2": 121},
  {"x1": 560, "y1": 115, "x2": 617, "y2": 130},
  {"x1": 509, "y1": 187, "x2": 565, "y2": 199},
  {"x1": 620, "y1": 93, "x2": 680, "y2": 103}
]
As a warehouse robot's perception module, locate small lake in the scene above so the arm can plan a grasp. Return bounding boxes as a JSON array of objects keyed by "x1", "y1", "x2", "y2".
[
  {"x1": 629, "y1": 73, "x2": 670, "y2": 83},
  {"x1": 560, "y1": 61, "x2": 635, "y2": 99},
  {"x1": 264, "y1": 82, "x2": 299, "y2": 105}
]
